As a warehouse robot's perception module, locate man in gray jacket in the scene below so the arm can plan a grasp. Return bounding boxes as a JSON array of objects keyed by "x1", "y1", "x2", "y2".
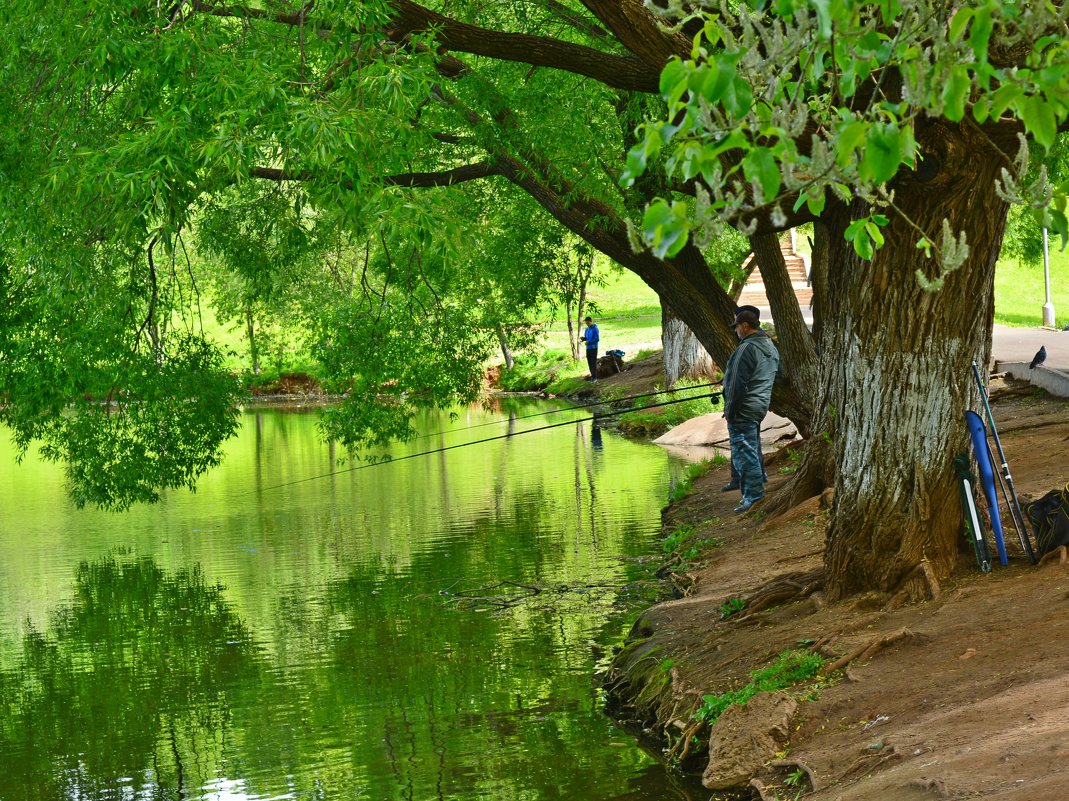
[{"x1": 722, "y1": 308, "x2": 780, "y2": 513}]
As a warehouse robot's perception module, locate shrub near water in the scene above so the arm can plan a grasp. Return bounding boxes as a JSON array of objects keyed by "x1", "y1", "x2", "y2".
[
  {"x1": 693, "y1": 650, "x2": 826, "y2": 725},
  {"x1": 618, "y1": 379, "x2": 722, "y2": 436},
  {"x1": 497, "y1": 349, "x2": 583, "y2": 392},
  {"x1": 666, "y1": 458, "x2": 725, "y2": 504}
]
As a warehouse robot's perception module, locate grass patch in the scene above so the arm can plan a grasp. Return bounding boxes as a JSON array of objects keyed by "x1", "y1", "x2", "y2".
[
  {"x1": 665, "y1": 456, "x2": 727, "y2": 504},
  {"x1": 497, "y1": 349, "x2": 586, "y2": 391},
  {"x1": 718, "y1": 597, "x2": 746, "y2": 620},
  {"x1": 537, "y1": 314, "x2": 662, "y2": 356},
  {"x1": 693, "y1": 649, "x2": 826, "y2": 725},
  {"x1": 619, "y1": 379, "x2": 723, "y2": 437},
  {"x1": 661, "y1": 522, "x2": 725, "y2": 566},
  {"x1": 994, "y1": 250, "x2": 1069, "y2": 327}
]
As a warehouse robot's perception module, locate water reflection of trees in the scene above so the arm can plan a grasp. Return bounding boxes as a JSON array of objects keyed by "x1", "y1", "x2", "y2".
[
  {"x1": 0, "y1": 556, "x2": 257, "y2": 801},
  {"x1": 0, "y1": 548, "x2": 682, "y2": 801}
]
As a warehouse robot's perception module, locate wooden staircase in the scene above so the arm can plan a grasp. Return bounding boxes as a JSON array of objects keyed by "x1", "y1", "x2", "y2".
[{"x1": 736, "y1": 234, "x2": 812, "y2": 310}]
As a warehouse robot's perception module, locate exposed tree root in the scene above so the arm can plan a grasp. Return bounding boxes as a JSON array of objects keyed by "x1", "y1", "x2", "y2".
[
  {"x1": 887, "y1": 560, "x2": 941, "y2": 608},
  {"x1": 737, "y1": 567, "x2": 826, "y2": 617},
  {"x1": 769, "y1": 758, "x2": 819, "y2": 791},
  {"x1": 1039, "y1": 545, "x2": 1068, "y2": 567},
  {"x1": 748, "y1": 778, "x2": 779, "y2": 801},
  {"x1": 835, "y1": 746, "x2": 902, "y2": 783},
  {"x1": 821, "y1": 628, "x2": 925, "y2": 675},
  {"x1": 665, "y1": 718, "x2": 705, "y2": 762}
]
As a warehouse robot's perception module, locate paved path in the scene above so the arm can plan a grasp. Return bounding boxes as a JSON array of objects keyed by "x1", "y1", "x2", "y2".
[
  {"x1": 992, "y1": 325, "x2": 1069, "y2": 369},
  {"x1": 748, "y1": 303, "x2": 1069, "y2": 369}
]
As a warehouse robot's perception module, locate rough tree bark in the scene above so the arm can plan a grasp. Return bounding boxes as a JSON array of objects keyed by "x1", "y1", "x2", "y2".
[
  {"x1": 662, "y1": 304, "x2": 716, "y2": 387},
  {"x1": 819, "y1": 124, "x2": 1009, "y2": 600}
]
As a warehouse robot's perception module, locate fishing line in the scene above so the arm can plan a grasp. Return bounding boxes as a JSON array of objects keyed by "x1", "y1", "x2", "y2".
[
  {"x1": 413, "y1": 382, "x2": 722, "y2": 441},
  {"x1": 255, "y1": 392, "x2": 721, "y2": 494}
]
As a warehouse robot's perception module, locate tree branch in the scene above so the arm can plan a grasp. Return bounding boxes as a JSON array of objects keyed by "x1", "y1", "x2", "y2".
[
  {"x1": 577, "y1": 0, "x2": 690, "y2": 67},
  {"x1": 249, "y1": 160, "x2": 500, "y2": 188},
  {"x1": 191, "y1": 0, "x2": 661, "y2": 92},
  {"x1": 384, "y1": 0, "x2": 660, "y2": 92}
]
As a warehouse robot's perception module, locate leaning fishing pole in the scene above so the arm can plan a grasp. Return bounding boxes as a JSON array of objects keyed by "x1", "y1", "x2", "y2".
[
  {"x1": 971, "y1": 361, "x2": 1037, "y2": 564},
  {"x1": 412, "y1": 383, "x2": 722, "y2": 441}
]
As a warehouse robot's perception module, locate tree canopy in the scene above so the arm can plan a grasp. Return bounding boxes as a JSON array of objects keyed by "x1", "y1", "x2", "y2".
[{"x1": 3, "y1": 1, "x2": 1069, "y2": 595}]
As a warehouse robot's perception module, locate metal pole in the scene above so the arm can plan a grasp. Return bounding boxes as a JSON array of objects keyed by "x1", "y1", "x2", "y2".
[{"x1": 1042, "y1": 227, "x2": 1056, "y2": 327}]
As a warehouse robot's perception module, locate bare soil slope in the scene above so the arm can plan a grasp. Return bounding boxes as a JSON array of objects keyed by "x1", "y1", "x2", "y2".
[{"x1": 606, "y1": 386, "x2": 1069, "y2": 800}]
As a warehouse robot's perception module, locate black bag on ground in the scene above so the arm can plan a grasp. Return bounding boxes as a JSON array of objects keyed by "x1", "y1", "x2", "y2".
[{"x1": 1026, "y1": 483, "x2": 1069, "y2": 557}]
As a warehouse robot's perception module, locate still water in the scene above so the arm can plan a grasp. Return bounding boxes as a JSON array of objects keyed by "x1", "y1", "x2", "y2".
[{"x1": 0, "y1": 399, "x2": 705, "y2": 801}]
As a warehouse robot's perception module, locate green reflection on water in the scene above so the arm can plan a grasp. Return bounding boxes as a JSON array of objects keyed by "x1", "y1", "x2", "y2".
[{"x1": 0, "y1": 404, "x2": 705, "y2": 801}]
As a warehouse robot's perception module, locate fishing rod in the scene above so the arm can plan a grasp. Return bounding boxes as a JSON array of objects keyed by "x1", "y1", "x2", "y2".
[
  {"x1": 412, "y1": 382, "x2": 722, "y2": 441},
  {"x1": 971, "y1": 360, "x2": 1037, "y2": 564},
  {"x1": 257, "y1": 391, "x2": 722, "y2": 494}
]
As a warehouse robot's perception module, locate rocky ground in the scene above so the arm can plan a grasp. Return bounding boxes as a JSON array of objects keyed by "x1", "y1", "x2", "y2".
[{"x1": 601, "y1": 376, "x2": 1069, "y2": 801}]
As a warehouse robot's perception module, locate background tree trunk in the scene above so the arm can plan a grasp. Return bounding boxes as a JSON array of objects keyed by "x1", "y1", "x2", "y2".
[
  {"x1": 808, "y1": 221, "x2": 831, "y2": 349},
  {"x1": 820, "y1": 129, "x2": 1009, "y2": 600},
  {"x1": 495, "y1": 323, "x2": 515, "y2": 370},
  {"x1": 751, "y1": 232, "x2": 818, "y2": 437},
  {"x1": 662, "y1": 304, "x2": 717, "y2": 387},
  {"x1": 245, "y1": 306, "x2": 260, "y2": 375},
  {"x1": 566, "y1": 295, "x2": 578, "y2": 360}
]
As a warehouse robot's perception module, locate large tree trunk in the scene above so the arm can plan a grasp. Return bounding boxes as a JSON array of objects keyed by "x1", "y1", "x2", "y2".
[
  {"x1": 820, "y1": 127, "x2": 1008, "y2": 600},
  {"x1": 662, "y1": 304, "x2": 716, "y2": 387}
]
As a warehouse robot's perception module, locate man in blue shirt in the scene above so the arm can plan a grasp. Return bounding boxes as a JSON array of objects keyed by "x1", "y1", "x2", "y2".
[{"x1": 580, "y1": 316, "x2": 600, "y2": 381}]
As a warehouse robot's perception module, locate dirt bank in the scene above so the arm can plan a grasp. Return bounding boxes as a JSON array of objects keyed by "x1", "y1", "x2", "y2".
[{"x1": 604, "y1": 382, "x2": 1069, "y2": 800}]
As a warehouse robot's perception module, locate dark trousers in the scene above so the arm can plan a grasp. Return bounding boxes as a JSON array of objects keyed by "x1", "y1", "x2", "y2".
[
  {"x1": 728, "y1": 435, "x2": 766, "y2": 485},
  {"x1": 586, "y1": 348, "x2": 598, "y2": 379},
  {"x1": 727, "y1": 420, "x2": 765, "y2": 504}
]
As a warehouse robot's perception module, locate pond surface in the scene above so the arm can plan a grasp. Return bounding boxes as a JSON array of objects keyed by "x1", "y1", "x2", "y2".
[{"x1": 0, "y1": 399, "x2": 706, "y2": 801}]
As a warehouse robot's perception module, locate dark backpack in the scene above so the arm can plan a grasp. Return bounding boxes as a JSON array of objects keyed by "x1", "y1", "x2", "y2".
[{"x1": 1026, "y1": 483, "x2": 1069, "y2": 557}]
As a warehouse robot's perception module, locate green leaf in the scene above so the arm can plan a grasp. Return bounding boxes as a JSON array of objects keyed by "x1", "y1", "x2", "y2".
[
  {"x1": 812, "y1": 0, "x2": 832, "y2": 39},
  {"x1": 659, "y1": 58, "x2": 687, "y2": 98},
  {"x1": 1019, "y1": 94, "x2": 1058, "y2": 150},
  {"x1": 698, "y1": 60, "x2": 725, "y2": 102},
  {"x1": 941, "y1": 66, "x2": 971, "y2": 122},
  {"x1": 659, "y1": 59, "x2": 691, "y2": 111},
  {"x1": 743, "y1": 147, "x2": 781, "y2": 202},
  {"x1": 864, "y1": 220, "x2": 885, "y2": 248},
  {"x1": 642, "y1": 200, "x2": 691, "y2": 260},
  {"x1": 990, "y1": 84, "x2": 1024, "y2": 119},
  {"x1": 834, "y1": 120, "x2": 868, "y2": 167},
  {"x1": 949, "y1": 7, "x2": 975, "y2": 43},
  {"x1": 861, "y1": 123, "x2": 905, "y2": 182},
  {"x1": 968, "y1": 6, "x2": 993, "y2": 63},
  {"x1": 853, "y1": 230, "x2": 874, "y2": 260}
]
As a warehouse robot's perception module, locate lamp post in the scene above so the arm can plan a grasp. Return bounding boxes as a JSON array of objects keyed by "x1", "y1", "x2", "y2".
[{"x1": 1043, "y1": 227, "x2": 1056, "y2": 328}]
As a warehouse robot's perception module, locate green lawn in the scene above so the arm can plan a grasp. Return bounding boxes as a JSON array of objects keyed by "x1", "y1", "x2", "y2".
[{"x1": 994, "y1": 247, "x2": 1069, "y2": 327}]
